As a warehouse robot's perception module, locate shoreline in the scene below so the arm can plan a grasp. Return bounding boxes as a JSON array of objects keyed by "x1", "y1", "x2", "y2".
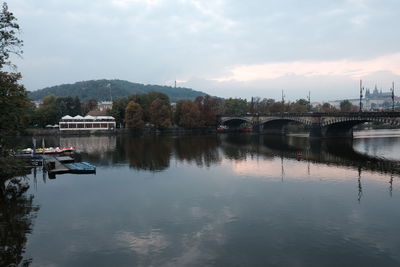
[{"x1": 24, "y1": 127, "x2": 218, "y2": 136}]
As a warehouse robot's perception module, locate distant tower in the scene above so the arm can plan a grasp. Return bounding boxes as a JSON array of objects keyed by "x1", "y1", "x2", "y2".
[
  {"x1": 174, "y1": 80, "x2": 177, "y2": 88},
  {"x1": 107, "y1": 83, "x2": 112, "y2": 102},
  {"x1": 365, "y1": 88, "x2": 370, "y2": 98},
  {"x1": 391, "y1": 81, "x2": 395, "y2": 111},
  {"x1": 359, "y1": 80, "x2": 364, "y2": 112},
  {"x1": 373, "y1": 84, "x2": 379, "y2": 96}
]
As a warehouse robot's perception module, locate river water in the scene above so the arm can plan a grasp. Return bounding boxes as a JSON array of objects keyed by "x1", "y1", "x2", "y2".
[{"x1": 5, "y1": 130, "x2": 400, "y2": 266}]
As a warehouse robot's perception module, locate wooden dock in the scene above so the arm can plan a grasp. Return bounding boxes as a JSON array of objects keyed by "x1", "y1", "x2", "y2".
[{"x1": 43, "y1": 155, "x2": 96, "y2": 177}]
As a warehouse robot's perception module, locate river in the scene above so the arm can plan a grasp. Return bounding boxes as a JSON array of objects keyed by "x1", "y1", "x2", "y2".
[{"x1": 3, "y1": 130, "x2": 400, "y2": 266}]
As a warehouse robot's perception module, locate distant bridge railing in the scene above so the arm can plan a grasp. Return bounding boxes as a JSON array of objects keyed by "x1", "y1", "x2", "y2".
[{"x1": 218, "y1": 112, "x2": 400, "y2": 118}]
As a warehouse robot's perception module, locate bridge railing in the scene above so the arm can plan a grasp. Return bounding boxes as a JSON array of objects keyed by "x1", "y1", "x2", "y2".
[{"x1": 218, "y1": 112, "x2": 400, "y2": 118}]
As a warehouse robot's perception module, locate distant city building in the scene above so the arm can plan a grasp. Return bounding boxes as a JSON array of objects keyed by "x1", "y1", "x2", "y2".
[
  {"x1": 327, "y1": 86, "x2": 398, "y2": 111},
  {"x1": 59, "y1": 115, "x2": 116, "y2": 131},
  {"x1": 365, "y1": 85, "x2": 392, "y2": 99},
  {"x1": 98, "y1": 101, "x2": 113, "y2": 111},
  {"x1": 34, "y1": 100, "x2": 42, "y2": 108}
]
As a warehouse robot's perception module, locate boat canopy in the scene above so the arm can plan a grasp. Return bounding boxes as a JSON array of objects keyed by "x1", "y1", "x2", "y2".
[{"x1": 62, "y1": 115, "x2": 73, "y2": 119}]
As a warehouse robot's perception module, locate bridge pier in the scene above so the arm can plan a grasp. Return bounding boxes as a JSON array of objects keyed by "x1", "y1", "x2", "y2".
[
  {"x1": 309, "y1": 123, "x2": 323, "y2": 138},
  {"x1": 252, "y1": 123, "x2": 260, "y2": 133},
  {"x1": 261, "y1": 124, "x2": 288, "y2": 135},
  {"x1": 260, "y1": 120, "x2": 291, "y2": 135},
  {"x1": 309, "y1": 123, "x2": 353, "y2": 138}
]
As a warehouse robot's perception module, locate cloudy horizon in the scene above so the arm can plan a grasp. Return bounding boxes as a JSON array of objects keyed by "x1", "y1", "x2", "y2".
[{"x1": 10, "y1": 0, "x2": 400, "y2": 101}]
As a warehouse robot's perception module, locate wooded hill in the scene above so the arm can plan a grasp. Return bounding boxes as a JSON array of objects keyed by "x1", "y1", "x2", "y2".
[{"x1": 28, "y1": 79, "x2": 207, "y2": 102}]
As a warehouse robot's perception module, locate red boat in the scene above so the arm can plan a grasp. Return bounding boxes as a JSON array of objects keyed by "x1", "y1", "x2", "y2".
[{"x1": 240, "y1": 127, "x2": 252, "y2": 133}]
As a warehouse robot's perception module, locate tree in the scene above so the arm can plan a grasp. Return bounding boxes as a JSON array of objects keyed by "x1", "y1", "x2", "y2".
[
  {"x1": 269, "y1": 101, "x2": 285, "y2": 113},
  {"x1": 0, "y1": 4, "x2": 31, "y2": 153},
  {"x1": 56, "y1": 96, "x2": 81, "y2": 116},
  {"x1": 108, "y1": 97, "x2": 129, "y2": 127},
  {"x1": 173, "y1": 100, "x2": 184, "y2": 125},
  {"x1": 179, "y1": 100, "x2": 201, "y2": 128},
  {"x1": 0, "y1": 6, "x2": 39, "y2": 266},
  {"x1": 125, "y1": 101, "x2": 144, "y2": 130},
  {"x1": 132, "y1": 92, "x2": 170, "y2": 121},
  {"x1": 42, "y1": 94, "x2": 57, "y2": 105},
  {"x1": 81, "y1": 98, "x2": 97, "y2": 115},
  {"x1": 0, "y1": 2, "x2": 23, "y2": 68},
  {"x1": 320, "y1": 102, "x2": 337, "y2": 113},
  {"x1": 34, "y1": 103, "x2": 61, "y2": 127},
  {"x1": 224, "y1": 98, "x2": 249, "y2": 115},
  {"x1": 258, "y1": 98, "x2": 275, "y2": 113},
  {"x1": 289, "y1": 99, "x2": 309, "y2": 113},
  {"x1": 340, "y1": 100, "x2": 357, "y2": 112},
  {"x1": 32, "y1": 94, "x2": 62, "y2": 127},
  {"x1": 195, "y1": 95, "x2": 223, "y2": 127},
  {"x1": 0, "y1": 72, "x2": 32, "y2": 152},
  {"x1": 149, "y1": 98, "x2": 171, "y2": 129}
]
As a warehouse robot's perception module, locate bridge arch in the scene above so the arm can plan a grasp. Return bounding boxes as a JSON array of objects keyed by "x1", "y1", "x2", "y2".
[
  {"x1": 220, "y1": 117, "x2": 253, "y2": 129},
  {"x1": 319, "y1": 117, "x2": 400, "y2": 138},
  {"x1": 260, "y1": 117, "x2": 312, "y2": 126},
  {"x1": 321, "y1": 116, "x2": 400, "y2": 128},
  {"x1": 260, "y1": 117, "x2": 312, "y2": 135}
]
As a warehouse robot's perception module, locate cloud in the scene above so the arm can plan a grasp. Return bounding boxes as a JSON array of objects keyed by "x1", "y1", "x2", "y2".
[
  {"x1": 115, "y1": 230, "x2": 169, "y2": 255},
  {"x1": 9, "y1": 0, "x2": 400, "y2": 100},
  {"x1": 112, "y1": 0, "x2": 162, "y2": 7},
  {"x1": 211, "y1": 53, "x2": 400, "y2": 82}
]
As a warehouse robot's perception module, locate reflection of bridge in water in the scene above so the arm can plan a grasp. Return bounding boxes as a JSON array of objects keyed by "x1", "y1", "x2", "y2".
[
  {"x1": 71, "y1": 134, "x2": 400, "y2": 179},
  {"x1": 220, "y1": 134, "x2": 400, "y2": 177},
  {"x1": 219, "y1": 112, "x2": 400, "y2": 138}
]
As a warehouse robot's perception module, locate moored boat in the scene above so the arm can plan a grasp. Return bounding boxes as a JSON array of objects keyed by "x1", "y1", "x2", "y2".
[{"x1": 20, "y1": 146, "x2": 75, "y2": 154}]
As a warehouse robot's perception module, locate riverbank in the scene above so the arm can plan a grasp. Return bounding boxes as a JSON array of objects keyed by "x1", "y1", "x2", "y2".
[{"x1": 25, "y1": 127, "x2": 217, "y2": 136}]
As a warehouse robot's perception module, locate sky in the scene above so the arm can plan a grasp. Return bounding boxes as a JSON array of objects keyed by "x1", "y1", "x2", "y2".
[{"x1": 10, "y1": 0, "x2": 400, "y2": 101}]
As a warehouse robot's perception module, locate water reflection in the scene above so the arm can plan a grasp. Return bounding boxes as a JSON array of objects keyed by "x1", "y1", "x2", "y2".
[
  {"x1": 27, "y1": 134, "x2": 400, "y2": 178},
  {"x1": 0, "y1": 172, "x2": 39, "y2": 266},
  {"x1": 14, "y1": 133, "x2": 400, "y2": 266}
]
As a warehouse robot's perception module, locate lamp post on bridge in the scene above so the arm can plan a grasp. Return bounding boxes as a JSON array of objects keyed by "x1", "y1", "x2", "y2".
[
  {"x1": 281, "y1": 90, "x2": 285, "y2": 115},
  {"x1": 391, "y1": 81, "x2": 395, "y2": 111},
  {"x1": 359, "y1": 80, "x2": 364, "y2": 112}
]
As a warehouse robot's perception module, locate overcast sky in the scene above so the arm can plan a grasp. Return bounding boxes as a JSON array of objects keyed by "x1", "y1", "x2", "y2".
[{"x1": 10, "y1": 0, "x2": 400, "y2": 101}]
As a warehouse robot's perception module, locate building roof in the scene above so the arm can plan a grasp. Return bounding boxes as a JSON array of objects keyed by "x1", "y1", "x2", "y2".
[
  {"x1": 60, "y1": 115, "x2": 115, "y2": 121},
  {"x1": 96, "y1": 116, "x2": 115, "y2": 119},
  {"x1": 86, "y1": 109, "x2": 108, "y2": 116}
]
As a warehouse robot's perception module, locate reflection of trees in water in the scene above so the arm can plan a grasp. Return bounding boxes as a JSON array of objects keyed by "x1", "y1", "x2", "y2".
[
  {"x1": 173, "y1": 136, "x2": 221, "y2": 167},
  {"x1": 124, "y1": 137, "x2": 173, "y2": 171},
  {"x1": 111, "y1": 135, "x2": 222, "y2": 171},
  {"x1": 221, "y1": 135, "x2": 263, "y2": 160},
  {"x1": 357, "y1": 167, "x2": 363, "y2": 203},
  {"x1": 0, "y1": 163, "x2": 39, "y2": 266}
]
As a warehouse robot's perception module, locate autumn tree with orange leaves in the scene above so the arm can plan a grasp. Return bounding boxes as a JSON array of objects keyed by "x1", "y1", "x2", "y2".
[{"x1": 149, "y1": 98, "x2": 171, "y2": 129}]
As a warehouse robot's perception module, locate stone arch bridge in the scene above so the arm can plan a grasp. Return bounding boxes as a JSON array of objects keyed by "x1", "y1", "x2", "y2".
[{"x1": 218, "y1": 112, "x2": 400, "y2": 138}]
